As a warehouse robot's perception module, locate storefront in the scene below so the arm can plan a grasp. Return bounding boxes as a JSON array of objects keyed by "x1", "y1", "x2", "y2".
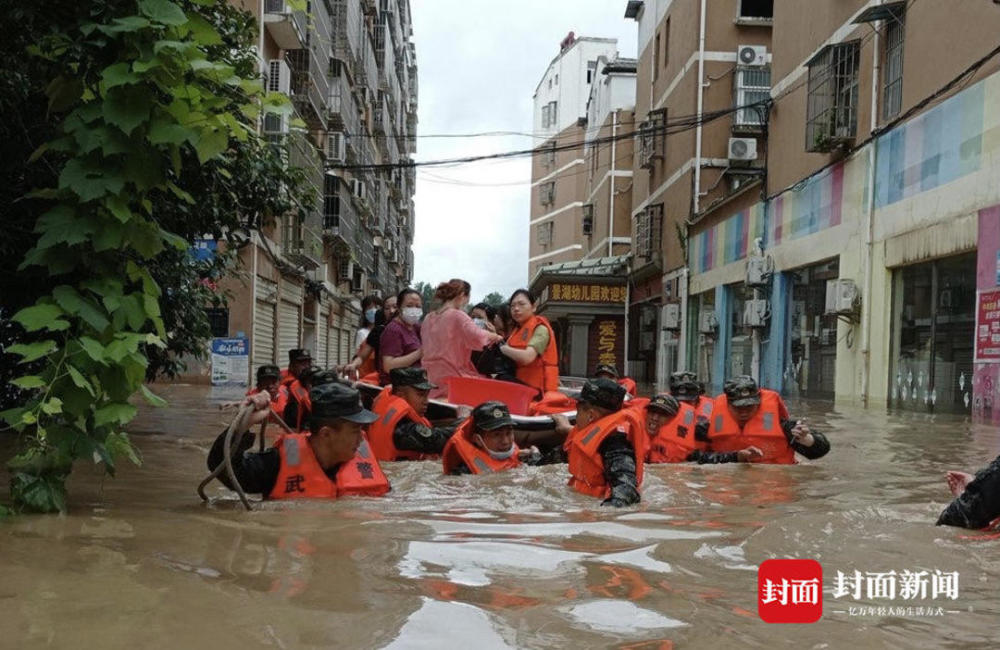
[
  {"x1": 784, "y1": 259, "x2": 840, "y2": 399},
  {"x1": 889, "y1": 252, "x2": 976, "y2": 413}
]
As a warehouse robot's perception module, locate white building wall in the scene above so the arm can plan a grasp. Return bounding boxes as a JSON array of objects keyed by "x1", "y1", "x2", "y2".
[
  {"x1": 533, "y1": 38, "x2": 619, "y2": 136},
  {"x1": 585, "y1": 62, "x2": 636, "y2": 143},
  {"x1": 636, "y1": 0, "x2": 674, "y2": 55}
]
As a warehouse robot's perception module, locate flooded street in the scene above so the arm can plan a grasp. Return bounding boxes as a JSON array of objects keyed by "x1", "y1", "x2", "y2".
[{"x1": 1, "y1": 384, "x2": 998, "y2": 649}]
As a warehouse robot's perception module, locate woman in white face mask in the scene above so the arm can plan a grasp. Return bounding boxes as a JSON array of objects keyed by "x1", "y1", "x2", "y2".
[{"x1": 379, "y1": 288, "x2": 425, "y2": 385}]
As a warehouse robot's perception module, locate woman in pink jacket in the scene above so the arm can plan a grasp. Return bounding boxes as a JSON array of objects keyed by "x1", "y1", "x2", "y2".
[{"x1": 421, "y1": 279, "x2": 504, "y2": 399}]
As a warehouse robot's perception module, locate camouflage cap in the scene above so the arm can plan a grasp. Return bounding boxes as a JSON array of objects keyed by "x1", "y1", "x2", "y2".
[
  {"x1": 669, "y1": 370, "x2": 703, "y2": 402},
  {"x1": 287, "y1": 348, "x2": 312, "y2": 363},
  {"x1": 724, "y1": 375, "x2": 761, "y2": 407},
  {"x1": 309, "y1": 369, "x2": 342, "y2": 388},
  {"x1": 471, "y1": 400, "x2": 516, "y2": 431},
  {"x1": 578, "y1": 377, "x2": 626, "y2": 412},
  {"x1": 390, "y1": 367, "x2": 437, "y2": 391},
  {"x1": 647, "y1": 393, "x2": 680, "y2": 416},
  {"x1": 256, "y1": 364, "x2": 281, "y2": 381},
  {"x1": 594, "y1": 363, "x2": 619, "y2": 379},
  {"x1": 310, "y1": 382, "x2": 377, "y2": 424}
]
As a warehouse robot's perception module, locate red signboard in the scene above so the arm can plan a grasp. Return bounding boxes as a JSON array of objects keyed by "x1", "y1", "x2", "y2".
[{"x1": 975, "y1": 289, "x2": 1000, "y2": 362}]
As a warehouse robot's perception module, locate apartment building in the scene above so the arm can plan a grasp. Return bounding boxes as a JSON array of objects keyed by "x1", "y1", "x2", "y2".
[
  {"x1": 631, "y1": 0, "x2": 1000, "y2": 416},
  {"x1": 528, "y1": 34, "x2": 620, "y2": 280},
  {"x1": 527, "y1": 35, "x2": 638, "y2": 377},
  {"x1": 195, "y1": 0, "x2": 418, "y2": 384},
  {"x1": 623, "y1": 0, "x2": 774, "y2": 388}
]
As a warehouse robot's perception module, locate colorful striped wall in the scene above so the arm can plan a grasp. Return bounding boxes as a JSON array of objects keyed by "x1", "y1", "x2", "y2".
[
  {"x1": 689, "y1": 203, "x2": 766, "y2": 274},
  {"x1": 875, "y1": 71, "x2": 1000, "y2": 208}
]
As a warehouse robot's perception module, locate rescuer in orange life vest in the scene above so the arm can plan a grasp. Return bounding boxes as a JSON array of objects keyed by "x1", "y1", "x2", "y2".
[
  {"x1": 594, "y1": 363, "x2": 638, "y2": 397},
  {"x1": 280, "y1": 348, "x2": 313, "y2": 386},
  {"x1": 641, "y1": 392, "x2": 766, "y2": 464},
  {"x1": 283, "y1": 365, "x2": 330, "y2": 431},
  {"x1": 247, "y1": 364, "x2": 289, "y2": 416},
  {"x1": 702, "y1": 375, "x2": 830, "y2": 464},
  {"x1": 442, "y1": 401, "x2": 541, "y2": 475},
  {"x1": 206, "y1": 381, "x2": 390, "y2": 499},
  {"x1": 668, "y1": 371, "x2": 715, "y2": 422},
  {"x1": 551, "y1": 378, "x2": 644, "y2": 507},
  {"x1": 368, "y1": 367, "x2": 466, "y2": 462}
]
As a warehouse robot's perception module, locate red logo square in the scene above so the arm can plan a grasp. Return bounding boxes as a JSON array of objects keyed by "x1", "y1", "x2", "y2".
[{"x1": 757, "y1": 559, "x2": 823, "y2": 623}]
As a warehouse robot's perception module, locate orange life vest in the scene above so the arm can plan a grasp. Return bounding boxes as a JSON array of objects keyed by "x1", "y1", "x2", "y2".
[
  {"x1": 529, "y1": 391, "x2": 576, "y2": 415},
  {"x1": 565, "y1": 409, "x2": 645, "y2": 498},
  {"x1": 280, "y1": 368, "x2": 294, "y2": 386},
  {"x1": 646, "y1": 402, "x2": 701, "y2": 463},
  {"x1": 618, "y1": 377, "x2": 638, "y2": 396},
  {"x1": 368, "y1": 387, "x2": 437, "y2": 461},
  {"x1": 507, "y1": 315, "x2": 559, "y2": 395},
  {"x1": 707, "y1": 389, "x2": 795, "y2": 464},
  {"x1": 692, "y1": 395, "x2": 714, "y2": 419},
  {"x1": 287, "y1": 380, "x2": 311, "y2": 431},
  {"x1": 268, "y1": 433, "x2": 390, "y2": 499},
  {"x1": 441, "y1": 419, "x2": 522, "y2": 475},
  {"x1": 360, "y1": 371, "x2": 381, "y2": 386}
]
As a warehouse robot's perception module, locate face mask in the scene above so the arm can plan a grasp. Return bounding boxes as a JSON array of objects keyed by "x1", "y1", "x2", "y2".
[
  {"x1": 472, "y1": 317, "x2": 487, "y2": 329},
  {"x1": 476, "y1": 434, "x2": 516, "y2": 460},
  {"x1": 365, "y1": 308, "x2": 377, "y2": 324},
  {"x1": 401, "y1": 307, "x2": 422, "y2": 325}
]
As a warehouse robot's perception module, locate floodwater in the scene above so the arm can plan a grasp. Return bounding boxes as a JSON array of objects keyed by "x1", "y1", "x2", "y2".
[{"x1": 1, "y1": 384, "x2": 998, "y2": 649}]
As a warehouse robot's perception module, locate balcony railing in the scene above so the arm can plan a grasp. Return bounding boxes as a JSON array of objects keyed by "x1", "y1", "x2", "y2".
[
  {"x1": 332, "y1": 0, "x2": 361, "y2": 71},
  {"x1": 327, "y1": 73, "x2": 360, "y2": 138},
  {"x1": 323, "y1": 175, "x2": 358, "y2": 250}
]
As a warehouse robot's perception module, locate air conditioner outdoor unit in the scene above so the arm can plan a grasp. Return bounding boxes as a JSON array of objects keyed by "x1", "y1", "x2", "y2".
[
  {"x1": 267, "y1": 59, "x2": 292, "y2": 96},
  {"x1": 262, "y1": 112, "x2": 288, "y2": 135},
  {"x1": 825, "y1": 279, "x2": 860, "y2": 315},
  {"x1": 352, "y1": 179, "x2": 368, "y2": 201},
  {"x1": 699, "y1": 311, "x2": 718, "y2": 335},
  {"x1": 582, "y1": 203, "x2": 594, "y2": 235},
  {"x1": 663, "y1": 303, "x2": 681, "y2": 331},
  {"x1": 745, "y1": 254, "x2": 771, "y2": 287},
  {"x1": 729, "y1": 137, "x2": 758, "y2": 161},
  {"x1": 737, "y1": 45, "x2": 768, "y2": 67},
  {"x1": 742, "y1": 298, "x2": 769, "y2": 328},
  {"x1": 326, "y1": 132, "x2": 346, "y2": 162}
]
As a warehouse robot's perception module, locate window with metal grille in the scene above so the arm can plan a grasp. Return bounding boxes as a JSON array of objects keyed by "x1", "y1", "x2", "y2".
[
  {"x1": 546, "y1": 141, "x2": 556, "y2": 167},
  {"x1": 635, "y1": 204, "x2": 663, "y2": 262},
  {"x1": 587, "y1": 60, "x2": 597, "y2": 84},
  {"x1": 549, "y1": 101, "x2": 558, "y2": 127},
  {"x1": 882, "y1": 12, "x2": 905, "y2": 121},
  {"x1": 805, "y1": 41, "x2": 860, "y2": 153},
  {"x1": 582, "y1": 204, "x2": 594, "y2": 235},
  {"x1": 738, "y1": 0, "x2": 773, "y2": 19},
  {"x1": 536, "y1": 221, "x2": 553, "y2": 246},
  {"x1": 540, "y1": 181, "x2": 555, "y2": 205},
  {"x1": 323, "y1": 175, "x2": 341, "y2": 228},
  {"x1": 734, "y1": 66, "x2": 771, "y2": 128}
]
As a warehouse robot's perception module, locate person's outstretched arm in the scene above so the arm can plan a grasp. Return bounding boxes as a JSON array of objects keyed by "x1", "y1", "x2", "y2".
[
  {"x1": 937, "y1": 455, "x2": 1000, "y2": 529},
  {"x1": 599, "y1": 432, "x2": 640, "y2": 507}
]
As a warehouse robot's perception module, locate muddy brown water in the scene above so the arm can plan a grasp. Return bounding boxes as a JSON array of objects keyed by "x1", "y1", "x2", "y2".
[{"x1": 1, "y1": 383, "x2": 998, "y2": 649}]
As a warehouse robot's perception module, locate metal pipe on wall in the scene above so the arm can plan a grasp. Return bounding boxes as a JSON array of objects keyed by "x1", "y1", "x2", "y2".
[
  {"x1": 608, "y1": 111, "x2": 617, "y2": 258},
  {"x1": 693, "y1": 0, "x2": 707, "y2": 214},
  {"x1": 860, "y1": 8, "x2": 883, "y2": 406}
]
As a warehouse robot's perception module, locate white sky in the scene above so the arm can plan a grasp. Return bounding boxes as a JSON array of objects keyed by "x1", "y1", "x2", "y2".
[{"x1": 409, "y1": 0, "x2": 638, "y2": 303}]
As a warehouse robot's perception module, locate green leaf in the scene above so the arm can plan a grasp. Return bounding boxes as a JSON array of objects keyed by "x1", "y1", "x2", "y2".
[
  {"x1": 105, "y1": 195, "x2": 133, "y2": 223},
  {"x1": 47, "y1": 319, "x2": 72, "y2": 332},
  {"x1": 102, "y1": 62, "x2": 138, "y2": 89},
  {"x1": 59, "y1": 157, "x2": 125, "y2": 202},
  {"x1": 67, "y1": 365, "x2": 96, "y2": 397},
  {"x1": 140, "y1": 384, "x2": 168, "y2": 407},
  {"x1": 46, "y1": 76, "x2": 83, "y2": 113},
  {"x1": 106, "y1": 431, "x2": 142, "y2": 467},
  {"x1": 40, "y1": 398, "x2": 63, "y2": 415},
  {"x1": 103, "y1": 86, "x2": 153, "y2": 135},
  {"x1": 52, "y1": 285, "x2": 110, "y2": 332},
  {"x1": 9, "y1": 472, "x2": 68, "y2": 514},
  {"x1": 194, "y1": 128, "x2": 228, "y2": 164},
  {"x1": 148, "y1": 121, "x2": 193, "y2": 145},
  {"x1": 94, "y1": 403, "x2": 137, "y2": 427},
  {"x1": 125, "y1": 221, "x2": 164, "y2": 259},
  {"x1": 139, "y1": 0, "x2": 188, "y2": 26},
  {"x1": 78, "y1": 336, "x2": 106, "y2": 363},
  {"x1": 8, "y1": 340, "x2": 57, "y2": 363},
  {"x1": 11, "y1": 376, "x2": 46, "y2": 389},
  {"x1": 27, "y1": 142, "x2": 49, "y2": 163},
  {"x1": 92, "y1": 221, "x2": 123, "y2": 251},
  {"x1": 186, "y1": 13, "x2": 222, "y2": 45},
  {"x1": 12, "y1": 304, "x2": 65, "y2": 332}
]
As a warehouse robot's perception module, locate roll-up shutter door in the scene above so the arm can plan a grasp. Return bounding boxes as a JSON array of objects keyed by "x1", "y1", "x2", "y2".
[
  {"x1": 277, "y1": 277, "x2": 303, "y2": 362},
  {"x1": 253, "y1": 278, "x2": 278, "y2": 373},
  {"x1": 317, "y1": 308, "x2": 330, "y2": 367}
]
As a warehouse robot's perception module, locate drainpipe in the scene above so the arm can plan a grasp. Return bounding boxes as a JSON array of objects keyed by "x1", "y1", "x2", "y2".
[
  {"x1": 624, "y1": 266, "x2": 631, "y2": 377},
  {"x1": 678, "y1": 267, "x2": 689, "y2": 372},
  {"x1": 693, "y1": 0, "x2": 707, "y2": 214},
  {"x1": 250, "y1": 231, "x2": 259, "y2": 383},
  {"x1": 609, "y1": 110, "x2": 617, "y2": 257},
  {"x1": 859, "y1": 14, "x2": 882, "y2": 407}
]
